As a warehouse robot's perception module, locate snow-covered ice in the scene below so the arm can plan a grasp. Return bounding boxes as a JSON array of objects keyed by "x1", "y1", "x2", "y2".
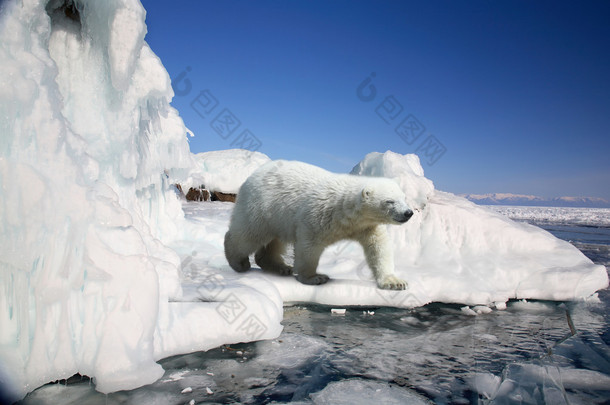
[
  {"x1": 187, "y1": 149, "x2": 270, "y2": 194},
  {"x1": 0, "y1": 0, "x2": 608, "y2": 401},
  {"x1": 177, "y1": 150, "x2": 607, "y2": 309}
]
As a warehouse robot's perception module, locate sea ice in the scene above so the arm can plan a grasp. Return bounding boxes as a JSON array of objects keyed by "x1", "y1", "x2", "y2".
[
  {"x1": 255, "y1": 333, "x2": 328, "y2": 369},
  {"x1": 487, "y1": 362, "x2": 610, "y2": 404},
  {"x1": 489, "y1": 205, "x2": 610, "y2": 227},
  {"x1": 309, "y1": 378, "x2": 432, "y2": 404}
]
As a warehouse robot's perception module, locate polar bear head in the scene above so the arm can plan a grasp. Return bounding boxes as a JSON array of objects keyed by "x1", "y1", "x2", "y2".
[{"x1": 360, "y1": 178, "x2": 413, "y2": 224}]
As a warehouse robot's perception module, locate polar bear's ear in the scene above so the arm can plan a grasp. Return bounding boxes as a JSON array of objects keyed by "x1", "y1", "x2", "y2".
[{"x1": 361, "y1": 187, "x2": 372, "y2": 200}]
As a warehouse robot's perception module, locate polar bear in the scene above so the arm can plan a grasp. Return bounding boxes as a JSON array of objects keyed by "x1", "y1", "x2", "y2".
[{"x1": 224, "y1": 160, "x2": 414, "y2": 290}]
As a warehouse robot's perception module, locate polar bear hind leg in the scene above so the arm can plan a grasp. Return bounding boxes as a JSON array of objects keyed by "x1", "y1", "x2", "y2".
[{"x1": 255, "y1": 238, "x2": 293, "y2": 275}]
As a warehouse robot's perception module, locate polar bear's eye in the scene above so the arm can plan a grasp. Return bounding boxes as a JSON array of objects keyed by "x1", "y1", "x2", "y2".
[{"x1": 384, "y1": 200, "x2": 395, "y2": 205}]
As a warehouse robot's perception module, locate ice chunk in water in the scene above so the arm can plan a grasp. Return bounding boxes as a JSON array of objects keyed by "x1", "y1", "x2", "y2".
[{"x1": 310, "y1": 378, "x2": 433, "y2": 404}]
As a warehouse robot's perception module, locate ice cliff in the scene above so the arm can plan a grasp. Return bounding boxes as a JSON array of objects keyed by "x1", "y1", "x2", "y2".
[{"x1": 1, "y1": 0, "x2": 198, "y2": 399}]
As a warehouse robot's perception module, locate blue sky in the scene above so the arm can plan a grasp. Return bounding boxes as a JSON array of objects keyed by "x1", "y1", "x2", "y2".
[{"x1": 141, "y1": 0, "x2": 610, "y2": 199}]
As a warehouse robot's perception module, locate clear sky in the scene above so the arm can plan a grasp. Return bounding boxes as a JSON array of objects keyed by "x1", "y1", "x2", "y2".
[{"x1": 141, "y1": 0, "x2": 610, "y2": 199}]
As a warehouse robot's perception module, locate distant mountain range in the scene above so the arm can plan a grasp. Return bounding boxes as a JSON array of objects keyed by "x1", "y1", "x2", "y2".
[{"x1": 460, "y1": 193, "x2": 610, "y2": 208}]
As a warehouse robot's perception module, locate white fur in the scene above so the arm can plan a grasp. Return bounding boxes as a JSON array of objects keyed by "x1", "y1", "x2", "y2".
[{"x1": 224, "y1": 160, "x2": 413, "y2": 290}]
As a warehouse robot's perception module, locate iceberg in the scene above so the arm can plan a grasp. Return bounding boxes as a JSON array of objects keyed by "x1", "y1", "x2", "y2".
[
  {"x1": 0, "y1": 0, "x2": 607, "y2": 401},
  {"x1": 0, "y1": 0, "x2": 280, "y2": 400},
  {"x1": 188, "y1": 149, "x2": 271, "y2": 194}
]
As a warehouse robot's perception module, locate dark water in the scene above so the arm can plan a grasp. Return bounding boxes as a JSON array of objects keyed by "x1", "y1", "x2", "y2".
[
  {"x1": 19, "y1": 223, "x2": 610, "y2": 404},
  {"x1": 539, "y1": 223, "x2": 610, "y2": 249}
]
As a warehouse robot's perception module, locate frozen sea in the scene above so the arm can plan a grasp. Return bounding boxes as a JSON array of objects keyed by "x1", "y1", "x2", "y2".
[{"x1": 17, "y1": 206, "x2": 610, "y2": 405}]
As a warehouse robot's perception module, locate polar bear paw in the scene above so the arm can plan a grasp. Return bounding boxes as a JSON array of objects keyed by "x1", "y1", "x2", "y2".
[
  {"x1": 377, "y1": 275, "x2": 407, "y2": 290},
  {"x1": 297, "y1": 274, "x2": 330, "y2": 285},
  {"x1": 231, "y1": 257, "x2": 251, "y2": 273},
  {"x1": 274, "y1": 265, "x2": 294, "y2": 276}
]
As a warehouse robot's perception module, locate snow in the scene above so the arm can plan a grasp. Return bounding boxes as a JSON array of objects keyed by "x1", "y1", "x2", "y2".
[
  {"x1": 0, "y1": 0, "x2": 608, "y2": 401},
  {"x1": 351, "y1": 150, "x2": 433, "y2": 212},
  {"x1": 187, "y1": 149, "x2": 270, "y2": 194}
]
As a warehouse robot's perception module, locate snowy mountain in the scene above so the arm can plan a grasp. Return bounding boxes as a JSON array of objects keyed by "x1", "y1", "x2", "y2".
[{"x1": 461, "y1": 193, "x2": 610, "y2": 208}]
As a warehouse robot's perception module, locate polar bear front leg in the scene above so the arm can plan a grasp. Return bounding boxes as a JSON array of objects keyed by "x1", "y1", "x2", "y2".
[
  {"x1": 358, "y1": 225, "x2": 407, "y2": 290},
  {"x1": 224, "y1": 231, "x2": 253, "y2": 272},
  {"x1": 294, "y1": 239, "x2": 329, "y2": 285}
]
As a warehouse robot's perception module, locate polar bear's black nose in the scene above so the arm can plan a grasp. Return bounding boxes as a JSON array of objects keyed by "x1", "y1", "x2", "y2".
[{"x1": 396, "y1": 209, "x2": 414, "y2": 223}]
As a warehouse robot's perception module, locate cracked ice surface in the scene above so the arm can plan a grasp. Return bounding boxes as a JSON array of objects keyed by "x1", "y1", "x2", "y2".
[{"x1": 17, "y1": 290, "x2": 610, "y2": 404}]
